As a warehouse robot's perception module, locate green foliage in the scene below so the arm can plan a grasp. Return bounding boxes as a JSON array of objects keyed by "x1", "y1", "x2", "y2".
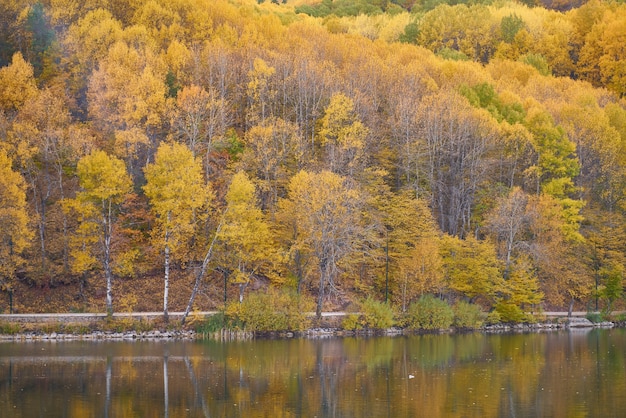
[
  {"x1": 485, "y1": 310, "x2": 502, "y2": 325},
  {"x1": 59, "y1": 324, "x2": 93, "y2": 334},
  {"x1": 585, "y1": 312, "x2": 604, "y2": 323},
  {"x1": 399, "y1": 22, "x2": 419, "y2": 44},
  {"x1": 613, "y1": 312, "x2": 626, "y2": 323},
  {"x1": 436, "y1": 47, "x2": 470, "y2": 61},
  {"x1": 494, "y1": 301, "x2": 527, "y2": 323},
  {"x1": 598, "y1": 263, "x2": 624, "y2": 315},
  {"x1": 343, "y1": 297, "x2": 395, "y2": 330},
  {"x1": 26, "y1": 2, "x2": 57, "y2": 79},
  {"x1": 501, "y1": 14, "x2": 525, "y2": 44},
  {"x1": 453, "y1": 301, "x2": 484, "y2": 329},
  {"x1": 165, "y1": 70, "x2": 180, "y2": 98},
  {"x1": 226, "y1": 287, "x2": 314, "y2": 332},
  {"x1": 405, "y1": 295, "x2": 454, "y2": 331},
  {"x1": 295, "y1": 0, "x2": 388, "y2": 17},
  {"x1": 520, "y1": 53, "x2": 551, "y2": 76},
  {"x1": 0, "y1": 321, "x2": 21, "y2": 335},
  {"x1": 193, "y1": 312, "x2": 242, "y2": 334},
  {"x1": 219, "y1": 128, "x2": 244, "y2": 160},
  {"x1": 102, "y1": 317, "x2": 154, "y2": 333},
  {"x1": 459, "y1": 82, "x2": 525, "y2": 124},
  {"x1": 37, "y1": 322, "x2": 90, "y2": 335}
]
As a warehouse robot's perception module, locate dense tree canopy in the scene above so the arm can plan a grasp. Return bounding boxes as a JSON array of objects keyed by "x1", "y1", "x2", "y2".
[{"x1": 0, "y1": 0, "x2": 625, "y2": 319}]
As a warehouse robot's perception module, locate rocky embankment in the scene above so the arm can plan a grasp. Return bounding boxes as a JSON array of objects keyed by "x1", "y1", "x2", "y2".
[
  {"x1": 483, "y1": 316, "x2": 615, "y2": 332},
  {"x1": 0, "y1": 312, "x2": 620, "y2": 341},
  {"x1": 0, "y1": 329, "x2": 197, "y2": 341}
]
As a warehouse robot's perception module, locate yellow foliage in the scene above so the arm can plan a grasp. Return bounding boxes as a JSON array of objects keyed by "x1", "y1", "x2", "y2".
[
  {"x1": 63, "y1": 9, "x2": 124, "y2": 73},
  {"x1": 318, "y1": 93, "x2": 368, "y2": 175},
  {"x1": 112, "y1": 248, "x2": 141, "y2": 278},
  {"x1": 0, "y1": 150, "x2": 32, "y2": 283},
  {"x1": 87, "y1": 39, "x2": 167, "y2": 135},
  {"x1": 143, "y1": 141, "x2": 211, "y2": 254},
  {"x1": 2, "y1": 0, "x2": 626, "y2": 315},
  {"x1": 247, "y1": 57, "x2": 276, "y2": 124},
  {"x1": 440, "y1": 234, "x2": 504, "y2": 305},
  {"x1": 62, "y1": 151, "x2": 132, "y2": 276},
  {"x1": 116, "y1": 293, "x2": 138, "y2": 312},
  {"x1": 164, "y1": 40, "x2": 191, "y2": 78},
  {"x1": 0, "y1": 52, "x2": 38, "y2": 112},
  {"x1": 113, "y1": 128, "x2": 149, "y2": 161},
  {"x1": 218, "y1": 171, "x2": 280, "y2": 285}
]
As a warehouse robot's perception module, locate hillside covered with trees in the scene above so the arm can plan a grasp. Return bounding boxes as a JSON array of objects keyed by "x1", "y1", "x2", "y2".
[{"x1": 1, "y1": 0, "x2": 625, "y2": 323}]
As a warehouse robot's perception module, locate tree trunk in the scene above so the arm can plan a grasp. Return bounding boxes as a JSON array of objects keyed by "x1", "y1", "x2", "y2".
[
  {"x1": 104, "y1": 202, "x2": 114, "y2": 316},
  {"x1": 163, "y1": 228, "x2": 170, "y2": 323},
  {"x1": 239, "y1": 282, "x2": 247, "y2": 303},
  {"x1": 316, "y1": 274, "x2": 324, "y2": 320},
  {"x1": 316, "y1": 260, "x2": 328, "y2": 320},
  {"x1": 181, "y1": 217, "x2": 223, "y2": 325},
  {"x1": 105, "y1": 274, "x2": 113, "y2": 316},
  {"x1": 568, "y1": 298, "x2": 575, "y2": 318}
]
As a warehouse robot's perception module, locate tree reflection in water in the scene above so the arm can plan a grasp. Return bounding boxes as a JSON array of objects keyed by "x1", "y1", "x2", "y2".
[{"x1": 0, "y1": 331, "x2": 624, "y2": 417}]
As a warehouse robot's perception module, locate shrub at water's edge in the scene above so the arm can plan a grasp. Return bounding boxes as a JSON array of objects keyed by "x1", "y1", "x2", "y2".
[
  {"x1": 224, "y1": 287, "x2": 314, "y2": 332},
  {"x1": 193, "y1": 295, "x2": 495, "y2": 335},
  {"x1": 403, "y1": 295, "x2": 455, "y2": 331},
  {"x1": 453, "y1": 300, "x2": 485, "y2": 329},
  {"x1": 342, "y1": 297, "x2": 395, "y2": 331}
]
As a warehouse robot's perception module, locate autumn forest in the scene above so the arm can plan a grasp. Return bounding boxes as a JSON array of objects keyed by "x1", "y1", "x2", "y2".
[{"x1": 1, "y1": 0, "x2": 626, "y2": 323}]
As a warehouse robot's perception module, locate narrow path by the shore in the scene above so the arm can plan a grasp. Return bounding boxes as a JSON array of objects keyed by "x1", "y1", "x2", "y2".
[{"x1": 0, "y1": 311, "x2": 351, "y2": 323}]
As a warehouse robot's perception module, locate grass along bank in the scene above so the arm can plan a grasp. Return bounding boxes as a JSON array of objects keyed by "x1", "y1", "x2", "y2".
[{"x1": 2, "y1": 293, "x2": 623, "y2": 340}]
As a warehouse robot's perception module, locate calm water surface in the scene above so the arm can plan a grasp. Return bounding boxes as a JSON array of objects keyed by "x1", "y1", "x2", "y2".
[{"x1": 0, "y1": 329, "x2": 624, "y2": 417}]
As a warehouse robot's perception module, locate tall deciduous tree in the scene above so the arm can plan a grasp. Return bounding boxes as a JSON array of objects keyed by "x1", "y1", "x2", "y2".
[
  {"x1": 246, "y1": 57, "x2": 276, "y2": 126},
  {"x1": 284, "y1": 47, "x2": 334, "y2": 155},
  {"x1": 218, "y1": 171, "x2": 277, "y2": 303},
  {"x1": 596, "y1": 16, "x2": 626, "y2": 97},
  {"x1": 8, "y1": 88, "x2": 89, "y2": 282},
  {"x1": 87, "y1": 39, "x2": 167, "y2": 179},
  {"x1": 484, "y1": 187, "x2": 544, "y2": 317},
  {"x1": 170, "y1": 84, "x2": 230, "y2": 159},
  {"x1": 417, "y1": 90, "x2": 497, "y2": 237},
  {"x1": 281, "y1": 170, "x2": 364, "y2": 318},
  {"x1": 528, "y1": 193, "x2": 590, "y2": 314},
  {"x1": 143, "y1": 141, "x2": 211, "y2": 322},
  {"x1": 63, "y1": 150, "x2": 132, "y2": 315},
  {"x1": 240, "y1": 117, "x2": 301, "y2": 212},
  {"x1": 387, "y1": 64, "x2": 435, "y2": 191},
  {"x1": 524, "y1": 108, "x2": 584, "y2": 242},
  {"x1": 485, "y1": 187, "x2": 530, "y2": 278},
  {"x1": 440, "y1": 234, "x2": 504, "y2": 306},
  {"x1": 382, "y1": 191, "x2": 443, "y2": 311},
  {"x1": 0, "y1": 52, "x2": 38, "y2": 114},
  {"x1": 0, "y1": 150, "x2": 32, "y2": 313},
  {"x1": 318, "y1": 93, "x2": 369, "y2": 177}
]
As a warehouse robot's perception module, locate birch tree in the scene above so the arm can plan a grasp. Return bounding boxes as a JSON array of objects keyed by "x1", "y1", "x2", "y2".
[
  {"x1": 63, "y1": 150, "x2": 132, "y2": 315},
  {"x1": 143, "y1": 141, "x2": 211, "y2": 322}
]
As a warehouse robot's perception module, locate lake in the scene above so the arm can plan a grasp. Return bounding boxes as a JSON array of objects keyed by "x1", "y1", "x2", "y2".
[{"x1": 0, "y1": 329, "x2": 624, "y2": 417}]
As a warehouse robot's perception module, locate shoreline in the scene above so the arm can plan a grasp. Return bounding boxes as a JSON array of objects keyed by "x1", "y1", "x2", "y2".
[{"x1": 0, "y1": 315, "x2": 620, "y2": 342}]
